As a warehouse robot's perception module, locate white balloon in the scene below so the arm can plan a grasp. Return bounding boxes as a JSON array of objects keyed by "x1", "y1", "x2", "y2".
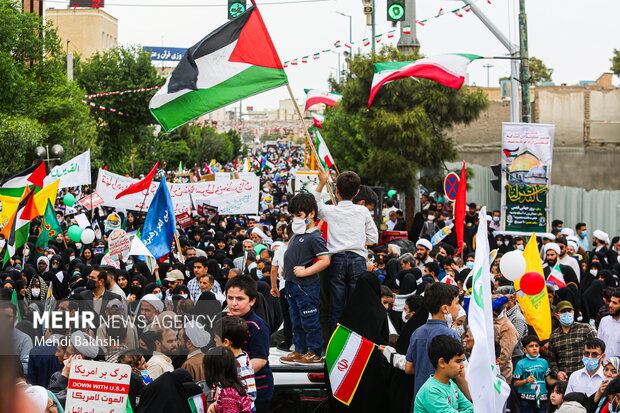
[
  {"x1": 499, "y1": 250, "x2": 526, "y2": 281},
  {"x1": 80, "y1": 228, "x2": 96, "y2": 244}
]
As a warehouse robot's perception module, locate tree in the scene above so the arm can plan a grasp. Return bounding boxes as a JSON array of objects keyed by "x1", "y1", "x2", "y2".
[
  {"x1": 322, "y1": 46, "x2": 488, "y2": 224},
  {"x1": 0, "y1": 115, "x2": 46, "y2": 178},
  {"x1": 75, "y1": 46, "x2": 164, "y2": 173},
  {"x1": 612, "y1": 49, "x2": 620, "y2": 76},
  {"x1": 528, "y1": 57, "x2": 553, "y2": 84},
  {"x1": 0, "y1": 0, "x2": 97, "y2": 177}
]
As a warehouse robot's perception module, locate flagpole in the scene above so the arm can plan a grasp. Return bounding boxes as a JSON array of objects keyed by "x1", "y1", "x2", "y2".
[{"x1": 285, "y1": 84, "x2": 337, "y2": 204}]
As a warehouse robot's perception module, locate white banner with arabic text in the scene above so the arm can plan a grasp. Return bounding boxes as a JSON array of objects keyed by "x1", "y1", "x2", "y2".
[{"x1": 95, "y1": 169, "x2": 259, "y2": 215}]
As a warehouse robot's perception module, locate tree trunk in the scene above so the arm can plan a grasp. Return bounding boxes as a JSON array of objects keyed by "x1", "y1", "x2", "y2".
[{"x1": 405, "y1": 189, "x2": 416, "y2": 233}]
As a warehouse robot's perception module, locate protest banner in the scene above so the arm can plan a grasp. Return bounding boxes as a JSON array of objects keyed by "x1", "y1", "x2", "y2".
[
  {"x1": 95, "y1": 169, "x2": 259, "y2": 215},
  {"x1": 175, "y1": 211, "x2": 195, "y2": 228},
  {"x1": 65, "y1": 359, "x2": 131, "y2": 413},
  {"x1": 104, "y1": 212, "x2": 122, "y2": 232},
  {"x1": 108, "y1": 228, "x2": 131, "y2": 257},
  {"x1": 77, "y1": 192, "x2": 105, "y2": 210},
  {"x1": 501, "y1": 123, "x2": 555, "y2": 234},
  {"x1": 44, "y1": 150, "x2": 91, "y2": 189}
]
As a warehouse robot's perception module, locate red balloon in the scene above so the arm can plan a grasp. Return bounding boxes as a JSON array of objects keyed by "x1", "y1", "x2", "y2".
[{"x1": 520, "y1": 271, "x2": 545, "y2": 295}]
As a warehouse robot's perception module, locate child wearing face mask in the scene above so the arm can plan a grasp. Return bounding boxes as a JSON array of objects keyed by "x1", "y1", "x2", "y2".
[
  {"x1": 513, "y1": 335, "x2": 553, "y2": 413},
  {"x1": 279, "y1": 193, "x2": 330, "y2": 365}
]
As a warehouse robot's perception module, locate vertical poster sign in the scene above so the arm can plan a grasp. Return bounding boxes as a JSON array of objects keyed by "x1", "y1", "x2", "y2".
[
  {"x1": 501, "y1": 122, "x2": 555, "y2": 233},
  {"x1": 65, "y1": 359, "x2": 131, "y2": 412}
]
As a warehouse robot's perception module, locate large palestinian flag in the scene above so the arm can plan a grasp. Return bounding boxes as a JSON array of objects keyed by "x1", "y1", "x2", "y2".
[
  {"x1": 149, "y1": 5, "x2": 288, "y2": 131},
  {"x1": 0, "y1": 162, "x2": 46, "y2": 197},
  {"x1": 367, "y1": 53, "x2": 482, "y2": 107}
]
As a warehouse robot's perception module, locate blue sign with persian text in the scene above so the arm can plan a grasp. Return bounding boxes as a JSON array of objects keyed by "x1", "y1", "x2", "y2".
[{"x1": 143, "y1": 46, "x2": 187, "y2": 62}]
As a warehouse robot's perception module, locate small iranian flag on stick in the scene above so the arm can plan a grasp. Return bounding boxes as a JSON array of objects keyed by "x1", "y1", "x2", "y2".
[
  {"x1": 314, "y1": 131, "x2": 334, "y2": 169},
  {"x1": 325, "y1": 325, "x2": 375, "y2": 405},
  {"x1": 367, "y1": 53, "x2": 482, "y2": 107},
  {"x1": 547, "y1": 263, "x2": 566, "y2": 288},
  {"x1": 304, "y1": 89, "x2": 342, "y2": 112},
  {"x1": 188, "y1": 393, "x2": 208, "y2": 413},
  {"x1": 311, "y1": 112, "x2": 324, "y2": 129}
]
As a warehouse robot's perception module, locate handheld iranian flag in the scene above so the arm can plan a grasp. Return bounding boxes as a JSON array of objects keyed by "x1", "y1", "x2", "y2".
[
  {"x1": 310, "y1": 112, "x2": 324, "y2": 129},
  {"x1": 188, "y1": 393, "x2": 208, "y2": 413},
  {"x1": 314, "y1": 131, "x2": 334, "y2": 169},
  {"x1": 367, "y1": 53, "x2": 482, "y2": 107},
  {"x1": 547, "y1": 263, "x2": 566, "y2": 288},
  {"x1": 304, "y1": 89, "x2": 342, "y2": 112},
  {"x1": 149, "y1": 5, "x2": 288, "y2": 131},
  {"x1": 325, "y1": 325, "x2": 374, "y2": 405}
]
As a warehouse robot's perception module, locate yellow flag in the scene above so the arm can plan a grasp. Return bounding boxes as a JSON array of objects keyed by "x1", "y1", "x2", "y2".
[
  {"x1": 33, "y1": 180, "x2": 59, "y2": 215},
  {"x1": 514, "y1": 234, "x2": 552, "y2": 340},
  {"x1": 0, "y1": 181, "x2": 59, "y2": 227}
]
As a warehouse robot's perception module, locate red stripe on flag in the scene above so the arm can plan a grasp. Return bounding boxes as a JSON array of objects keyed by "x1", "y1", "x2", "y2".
[{"x1": 333, "y1": 338, "x2": 374, "y2": 404}]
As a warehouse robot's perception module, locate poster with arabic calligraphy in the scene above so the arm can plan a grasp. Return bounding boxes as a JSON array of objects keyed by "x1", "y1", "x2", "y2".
[
  {"x1": 95, "y1": 169, "x2": 259, "y2": 215},
  {"x1": 65, "y1": 359, "x2": 131, "y2": 413},
  {"x1": 501, "y1": 122, "x2": 555, "y2": 233}
]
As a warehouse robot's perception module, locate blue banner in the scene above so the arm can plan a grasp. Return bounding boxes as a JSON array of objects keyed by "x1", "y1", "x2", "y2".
[
  {"x1": 142, "y1": 179, "x2": 176, "y2": 259},
  {"x1": 143, "y1": 46, "x2": 187, "y2": 62}
]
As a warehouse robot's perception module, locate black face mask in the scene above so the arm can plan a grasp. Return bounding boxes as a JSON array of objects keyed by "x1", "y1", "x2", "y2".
[
  {"x1": 85, "y1": 279, "x2": 96, "y2": 291},
  {"x1": 130, "y1": 286, "x2": 142, "y2": 296}
]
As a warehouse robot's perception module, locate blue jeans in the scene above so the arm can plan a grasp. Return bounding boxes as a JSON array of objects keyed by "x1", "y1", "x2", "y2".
[
  {"x1": 328, "y1": 252, "x2": 367, "y2": 333},
  {"x1": 286, "y1": 281, "x2": 322, "y2": 356},
  {"x1": 519, "y1": 398, "x2": 546, "y2": 413}
]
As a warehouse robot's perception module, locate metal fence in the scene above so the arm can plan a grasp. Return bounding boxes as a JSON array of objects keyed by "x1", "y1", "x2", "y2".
[{"x1": 446, "y1": 162, "x2": 620, "y2": 237}]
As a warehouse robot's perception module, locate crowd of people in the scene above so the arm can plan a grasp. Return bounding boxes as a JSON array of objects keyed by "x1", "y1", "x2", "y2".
[{"x1": 0, "y1": 143, "x2": 619, "y2": 413}]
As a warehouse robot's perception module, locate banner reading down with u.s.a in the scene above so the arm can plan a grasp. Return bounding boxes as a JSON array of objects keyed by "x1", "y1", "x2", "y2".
[
  {"x1": 501, "y1": 122, "x2": 555, "y2": 233},
  {"x1": 95, "y1": 169, "x2": 259, "y2": 215}
]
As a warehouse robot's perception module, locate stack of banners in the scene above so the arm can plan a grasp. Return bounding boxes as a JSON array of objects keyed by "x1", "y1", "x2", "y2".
[
  {"x1": 43, "y1": 149, "x2": 91, "y2": 189},
  {"x1": 368, "y1": 54, "x2": 482, "y2": 107},
  {"x1": 96, "y1": 169, "x2": 260, "y2": 215},
  {"x1": 149, "y1": 4, "x2": 288, "y2": 131},
  {"x1": 515, "y1": 235, "x2": 552, "y2": 340},
  {"x1": 304, "y1": 89, "x2": 342, "y2": 112},
  {"x1": 65, "y1": 359, "x2": 131, "y2": 413},
  {"x1": 500, "y1": 123, "x2": 555, "y2": 234},
  {"x1": 325, "y1": 325, "x2": 375, "y2": 405},
  {"x1": 468, "y1": 207, "x2": 512, "y2": 411}
]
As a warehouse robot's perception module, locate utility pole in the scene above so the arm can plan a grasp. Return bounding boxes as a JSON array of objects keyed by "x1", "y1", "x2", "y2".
[
  {"x1": 519, "y1": 0, "x2": 531, "y2": 123},
  {"x1": 483, "y1": 63, "x2": 493, "y2": 87},
  {"x1": 397, "y1": 0, "x2": 420, "y2": 54},
  {"x1": 462, "y1": 0, "x2": 520, "y2": 122},
  {"x1": 371, "y1": 0, "x2": 376, "y2": 53}
]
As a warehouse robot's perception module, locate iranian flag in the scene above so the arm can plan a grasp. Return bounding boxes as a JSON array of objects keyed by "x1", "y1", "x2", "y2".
[
  {"x1": 304, "y1": 89, "x2": 342, "y2": 112},
  {"x1": 188, "y1": 393, "x2": 208, "y2": 413},
  {"x1": 325, "y1": 325, "x2": 374, "y2": 405},
  {"x1": 315, "y1": 131, "x2": 334, "y2": 169},
  {"x1": 367, "y1": 53, "x2": 482, "y2": 107},
  {"x1": 547, "y1": 263, "x2": 566, "y2": 288},
  {"x1": 149, "y1": 4, "x2": 288, "y2": 131},
  {"x1": 311, "y1": 112, "x2": 324, "y2": 129}
]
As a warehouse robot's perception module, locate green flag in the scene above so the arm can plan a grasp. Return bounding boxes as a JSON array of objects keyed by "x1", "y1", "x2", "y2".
[
  {"x1": 35, "y1": 200, "x2": 62, "y2": 255},
  {"x1": 10, "y1": 289, "x2": 21, "y2": 322}
]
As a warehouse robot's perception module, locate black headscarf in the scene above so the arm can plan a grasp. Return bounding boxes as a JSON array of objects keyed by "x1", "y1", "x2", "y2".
[
  {"x1": 136, "y1": 369, "x2": 201, "y2": 413},
  {"x1": 581, "y1": 279, "x2": 605, "y2": 324}
]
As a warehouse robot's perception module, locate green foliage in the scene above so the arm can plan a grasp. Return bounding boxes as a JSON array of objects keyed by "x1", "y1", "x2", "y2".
[
  {"x1": 612, "y1": 49, "x2": 620, "y2": 76},
  {"x1": 0, "y1": 0, "x2": 97, "y2": 178},
  {"x1": 528, "y1": 56, "x2": 553, "y2": 84},
  {"x1": 322, "y1": 46, "x2": 488, "y2": 195},
  {"x1": 75, "y1": 45, "x2": 165, "y2": 172},
  {"x1": 0, "y1": 115, "x2": 46, "y2": 178}
]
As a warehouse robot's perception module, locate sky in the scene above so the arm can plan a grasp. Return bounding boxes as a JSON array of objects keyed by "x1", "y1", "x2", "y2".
[{"x1": 47, "y1": 0, "x2": 620, "y2": 111}]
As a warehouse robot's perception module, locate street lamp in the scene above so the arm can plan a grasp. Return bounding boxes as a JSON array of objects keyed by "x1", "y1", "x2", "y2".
[
  {"x1": 35, "y1": 144, "x2": 64, "y2": 167},
  {"x1": 336, "y1": 11, "x2": 353, "y2": 61}
]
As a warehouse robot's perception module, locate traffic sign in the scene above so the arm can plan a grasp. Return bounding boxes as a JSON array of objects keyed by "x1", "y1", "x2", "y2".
[{"x1": 444, "y1": 172, "x2": 460, "y2": 201}]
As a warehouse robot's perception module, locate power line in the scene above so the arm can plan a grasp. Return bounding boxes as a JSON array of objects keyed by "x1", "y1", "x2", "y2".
[{"x1": 45, "y1": 0, "x2": 329, "y2": 7}]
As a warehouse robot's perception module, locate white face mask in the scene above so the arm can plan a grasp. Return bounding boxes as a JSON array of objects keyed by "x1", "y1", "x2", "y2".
[
  {"x1": 451, "y1": 324, "x2": 466, "y2": 337},
  {"x1": 590, "y1": 269, "x2": 598, "y2": 277},
  {"x1": 516, "y1": 244, "x2": 524, "y2": 251},
  {"x1": 445, "y1": 312, "x2": 453, "y2": 326},
  {"x1": 69, "y1": 256, "x2": 75, "y2": 262},
  {"x1": 292, "y1": 217, "x2": 308, "y2": 235},
  {"x1": 31, "y1": 288, "x2": 40, "y2": 298},
  {"x1": 504, "y1": 240, "x2": 510, "y2": 246},
  {"x1": 492, "y1": 216, "x2": 500, "y2": 222},
  {"x1": 428, "y1": 215, "x2": 435, "y2": 222}
]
